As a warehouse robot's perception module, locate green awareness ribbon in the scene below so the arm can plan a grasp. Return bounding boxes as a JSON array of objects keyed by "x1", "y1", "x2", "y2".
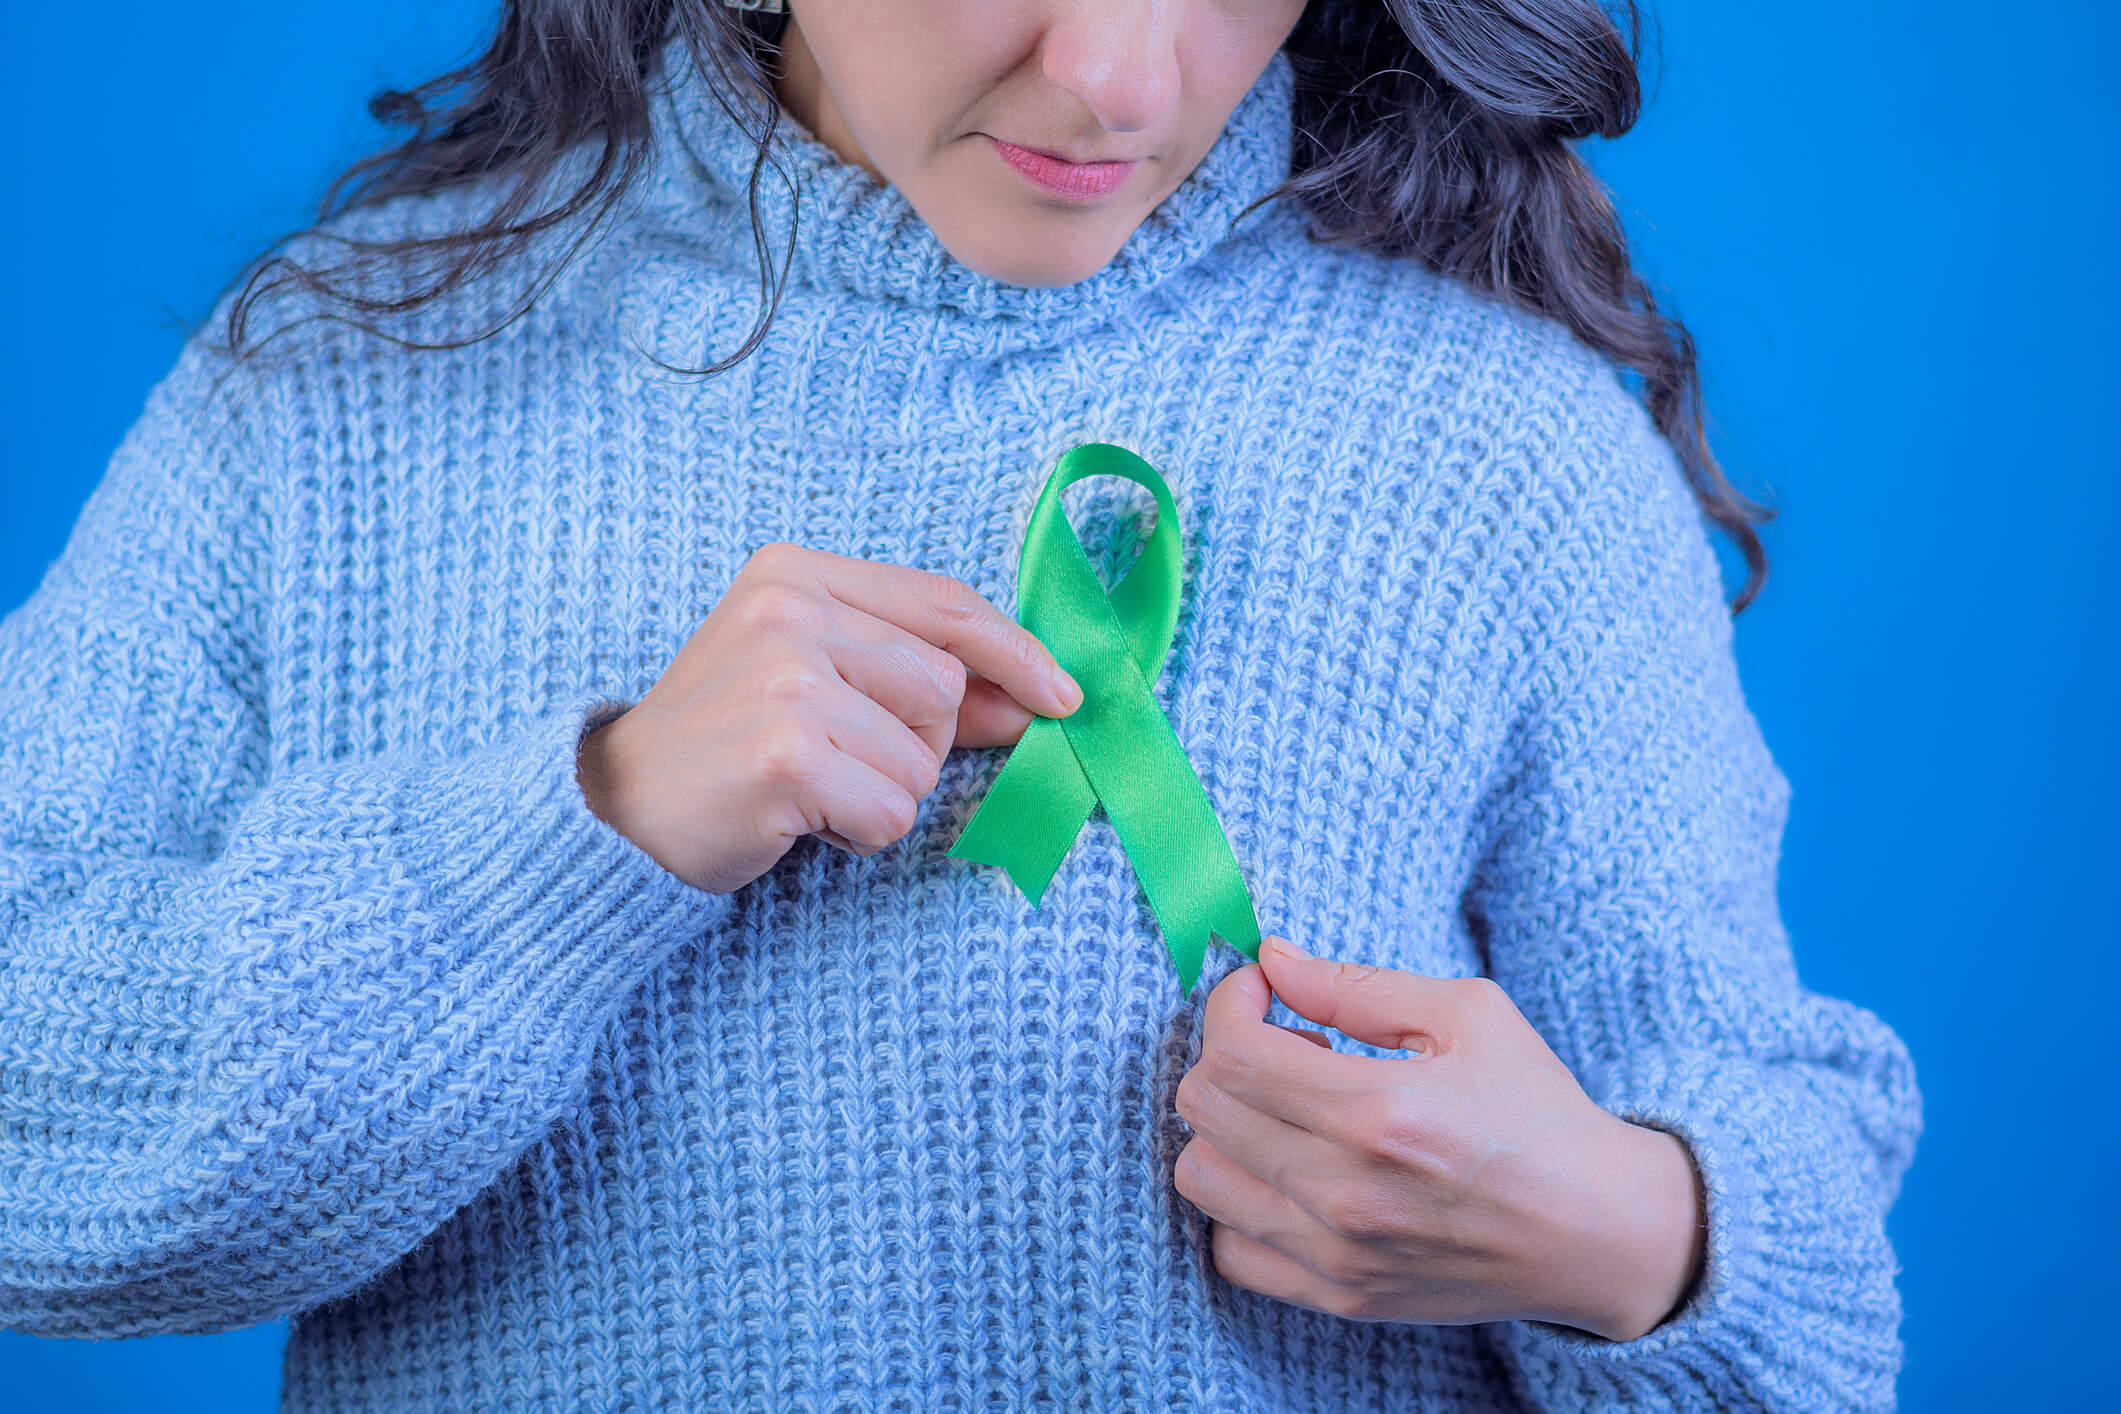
[{"x1": 946, "y1": 442, "x2": 1262, "y2": 997}]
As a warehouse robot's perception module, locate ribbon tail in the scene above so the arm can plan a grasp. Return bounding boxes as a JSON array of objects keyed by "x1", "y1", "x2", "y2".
[
  {"x1": 945, "y1": 715, "x2": 1098, "y2": 905},
  {"x1": 1062, "y1": 697, "x2": 1263, "y2": 997},
  {"x1": 1127, "y1": 834, "x2": 1264, "y2": 998}
]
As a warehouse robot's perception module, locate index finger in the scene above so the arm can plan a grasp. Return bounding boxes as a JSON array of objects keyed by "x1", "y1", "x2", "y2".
[
  {"x1": 797, "y1": 545, "x2": 1081, "y2": 718},
  {"x1": 1199, "y1": 963, "x2": 1405, "y2": 1139}
]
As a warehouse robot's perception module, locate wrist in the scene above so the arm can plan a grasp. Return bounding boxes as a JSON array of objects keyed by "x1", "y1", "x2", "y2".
[
  {"x1": 577, "y1": 713, "x2": 636, "y2": 833},
  {"x1": 1587, "y1": 1118, "x2": 1707, "y2": 1342},
  {"x1": 1535, "y1": 1113, "x2": 1706, "y2": 1343}
]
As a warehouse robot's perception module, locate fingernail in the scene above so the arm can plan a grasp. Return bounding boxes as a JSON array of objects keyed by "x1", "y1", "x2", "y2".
[
  {"x1": 1051, "y1": 669, "x2": 1084, "y2": 713},
  {"x1": 1271, "y1": 935, "x2": 1310, "y2": 959}
]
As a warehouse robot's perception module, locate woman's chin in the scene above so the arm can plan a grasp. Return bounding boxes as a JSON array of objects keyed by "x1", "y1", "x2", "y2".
[{"x1": 926, "y1": 211, "x2": 1135, "y2": 289}]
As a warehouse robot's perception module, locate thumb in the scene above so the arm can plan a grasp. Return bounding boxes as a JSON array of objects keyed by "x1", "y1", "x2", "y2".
[{"x1": 1256, "y1": 934, "x2": 1451, "y2": 1055}]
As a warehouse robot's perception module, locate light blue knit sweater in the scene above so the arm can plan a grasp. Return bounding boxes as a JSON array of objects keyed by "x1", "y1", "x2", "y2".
[{"x1": 0, "y1": 36, "x2": 1920, "y2": 1413}]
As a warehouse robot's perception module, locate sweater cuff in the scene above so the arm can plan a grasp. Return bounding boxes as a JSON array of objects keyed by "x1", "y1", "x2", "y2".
[
  {"x1": 399, "y1": 690, "x2": 737, "y2": 1010},
  {"x1": 1502, "y1": 1051, "x2": 1760, "y2": 1375}
]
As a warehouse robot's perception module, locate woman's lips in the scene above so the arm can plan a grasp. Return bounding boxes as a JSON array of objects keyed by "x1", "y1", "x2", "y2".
[{"x1": 987, "y1": 136, "x2": 1137, "y2": 201}]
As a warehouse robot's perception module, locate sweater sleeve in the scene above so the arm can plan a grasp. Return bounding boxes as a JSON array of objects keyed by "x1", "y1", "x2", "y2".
[
  {"x1": 0, "y1": 336, "x2": 736, "y2": 1339},
  {"x1": 1460, "y1": 364, "x2": 1922, "y2": 1410}
]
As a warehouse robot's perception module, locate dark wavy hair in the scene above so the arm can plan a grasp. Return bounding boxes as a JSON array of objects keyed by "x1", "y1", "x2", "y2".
[{"x1": 204, "y1": 0, "x2": 1774, "y2": 611}]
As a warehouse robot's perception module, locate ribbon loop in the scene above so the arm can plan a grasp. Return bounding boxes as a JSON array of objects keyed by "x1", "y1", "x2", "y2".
[{"x1": 947, "y1": 442, "x2": 1263, "y2": 996}]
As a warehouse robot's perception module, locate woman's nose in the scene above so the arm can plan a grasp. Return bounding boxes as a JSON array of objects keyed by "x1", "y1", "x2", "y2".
[{"x1": 1037, "y1": 0, "x2": 1182, "y2": 135}]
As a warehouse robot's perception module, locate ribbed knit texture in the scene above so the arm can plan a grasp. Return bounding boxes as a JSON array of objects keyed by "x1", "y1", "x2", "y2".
[{"x1": 1, "y1": 37, "x2": 1921, "y2": 1412}]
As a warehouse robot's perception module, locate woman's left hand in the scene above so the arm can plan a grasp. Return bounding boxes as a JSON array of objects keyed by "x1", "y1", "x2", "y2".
[{"x1": 1172, "y1": 934, "x2": 1707, "y2": 1342}]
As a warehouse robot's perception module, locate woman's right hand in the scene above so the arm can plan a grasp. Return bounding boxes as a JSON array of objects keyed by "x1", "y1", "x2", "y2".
[{"x1": 575, "y1": 541, "x2": 1085, "y2": 894}]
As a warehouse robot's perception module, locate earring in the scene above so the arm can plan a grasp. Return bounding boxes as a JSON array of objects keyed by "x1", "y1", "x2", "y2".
[{"x1": 722, "y1": 0, "x2": 785, "y2": 11}]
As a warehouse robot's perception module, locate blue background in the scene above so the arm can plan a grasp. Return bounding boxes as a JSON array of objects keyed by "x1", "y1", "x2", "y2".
[{"x1": 3, "y1": 2, "x2": 2112, "y2": 1409}]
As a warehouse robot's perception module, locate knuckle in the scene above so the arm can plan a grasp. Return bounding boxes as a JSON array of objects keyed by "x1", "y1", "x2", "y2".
[
  {"x1": 737, "y1": 580, "x2": 816, "y2": 636},
  {"x1": 1356, "y1": 1091, "x2": 1425, "y2": 1168},
  {"x1": 1008, "y1": 622, "x2": 1050, "y2": 676},
  {"x1": 1321, "y1": 959, "x2": 1389, "y2": 1024},
  {"x1": 1450, "y1": 975, "x2": 1518, "y2": 1030},
  {"x1": 759, "y1": 660, "x2": 831, "y2": 706},
  {"x1": 749, "y1": 540, "x2": 807, "y2": 574},
  {"x1": 1334, "y1": 959, "x2": 1388, "y2": 993},
  {"x1": 914, "y1": 752, "x2": 942, "y2": 798},
  {"x1": 759, "y1": 724, "x2": 826, "y2": 789},
  {"x1": 1318, "y1": 1182, "x2": 1395, "y2": 1243},
  {"x1": 759, "y1": 798, "x2": 808, "y2": 845},
  {"x1": 1332, "y1": 1284, "x2": 1391, "y2": 1322},
  {"x1": 1173, "y1": 1071, "x2": 1206, "y2": 1127},
  {"x1": 1457, "y1": 973, "x2": 1512, "y2": 1017},
  {"x1": 1197, "y1": 1044, "x2": 1254, "y2": 1097},
  {"x1": 1332, "y1": 1240, "x2": 1396, "y2": 1289},
  {"x1": 919, "y1": 642, "x2": 968, "y2": 705},
  {"x1": 932, "y1": 574, "x2": 989, "y2": 625},
  {"x1": 1172, "y1": 1140, "x2": 1205, "y2": 1196}
]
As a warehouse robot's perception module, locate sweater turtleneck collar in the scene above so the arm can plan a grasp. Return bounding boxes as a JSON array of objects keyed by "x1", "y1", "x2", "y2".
[{"x1": 634, "y1": 31, "x2": 1298, "y2": 333}]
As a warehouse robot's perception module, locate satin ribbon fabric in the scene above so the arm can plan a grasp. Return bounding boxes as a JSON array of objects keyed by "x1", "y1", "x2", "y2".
[{"x1": 947, "y1": 442, "x2": 1262, "y2": 996}]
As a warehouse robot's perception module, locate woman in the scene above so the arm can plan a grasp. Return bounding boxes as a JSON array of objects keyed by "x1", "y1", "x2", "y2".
[{"x1": 0, "y1": 1, "x2": 1921, "y2": 1409}]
